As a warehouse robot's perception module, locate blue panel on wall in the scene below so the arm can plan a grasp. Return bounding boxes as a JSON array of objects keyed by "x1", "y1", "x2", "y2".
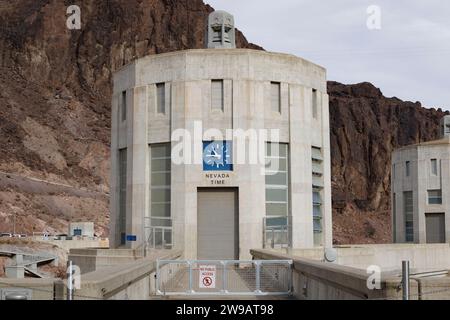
[
  {"x1": 126, "y1": 235, "x2": 137, "y2": 242},
  {"x1": 203, "y1": 141, "x2": 233, "y2": 171}
]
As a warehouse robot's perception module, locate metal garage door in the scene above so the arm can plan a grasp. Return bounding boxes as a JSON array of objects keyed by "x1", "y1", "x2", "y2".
[
  {"x1": 197, "y1": 188, "x2": 238, "y2": 260},
  {"x1": 426, "y1": 213, "x2": 446, "y2": 243}
]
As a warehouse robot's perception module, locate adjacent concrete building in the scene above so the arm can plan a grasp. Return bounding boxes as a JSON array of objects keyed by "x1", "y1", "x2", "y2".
[
  {"x1": 392, "y1": 115, "x2": 450, "y2": 244},
  {"x1": 68, "y1": 222, "x2": 95, "y2": 238},
  {"x1": 109, "y1": 11, "x2": 332, "y2": 259}
]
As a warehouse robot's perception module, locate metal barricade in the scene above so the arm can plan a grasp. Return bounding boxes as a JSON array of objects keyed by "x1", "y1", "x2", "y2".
[
  {"x1": 156, "y1": 259, "x2": 293, "y2": 296},
  {"x1": 263, "y1": 216, "x2": 291, "y2": 249},
  {"x1": 144, "y1": 217, "x2": 173, "y2": 249}
]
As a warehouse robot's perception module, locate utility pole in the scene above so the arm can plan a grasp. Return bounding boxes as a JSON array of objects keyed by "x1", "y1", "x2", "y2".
[{"x1": 402, "y1": 260, "x2": 410, "y2": 300}]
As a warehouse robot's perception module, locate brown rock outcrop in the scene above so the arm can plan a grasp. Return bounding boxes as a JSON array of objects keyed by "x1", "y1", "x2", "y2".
[{"x1": 329, "y1": 81, "x2": 448, "y2": 244}]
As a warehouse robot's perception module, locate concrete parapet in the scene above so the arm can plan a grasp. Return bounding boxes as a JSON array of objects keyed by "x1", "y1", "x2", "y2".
[
  {"x1": 74, "y1": 250, "x2": 182, "y2": 300},
  {"x1": 251, "y1": 249, "x2": 420, "y2": 300},
  {"x1": 275, "y1": 243, "x2": 450, "y2": 272},
  {"x1": 0, "y1": 279, "x2": 56, "y2": 300},
  {"x1": 32, "y1": 238, "x2": 109, "y2": 251},
  {"x1": 68, "y1": 248, "x2": 151, "y2": 274},
  {"x1": 412, "y1": 275, "x2": 450, "y2": 300}
]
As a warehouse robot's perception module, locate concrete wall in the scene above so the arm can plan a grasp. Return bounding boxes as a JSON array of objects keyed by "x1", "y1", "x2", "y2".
[
  {"x1": 110, "y1": 48, "x2": 332, "y2": 258},
  {"x1": 69, "y1": 248, "x2": 145, "y2": 274},
  {"x1": 392, "y1": 139, "x2": 450, "y2": 243},
  {"x1": 278, "y1": 244, "x2": 450, "y2": 272},
  {"x1": 0, "y1": 279, "x2": 56, "y2": 300},
  {"x1": 74, "y1": 250, "x2": 181, "y2": 300},
  {"x1": 68, "y1": 222, "x2": 95, "y2": 237},
  {"x1": 251, "y1": 249, "x2": 405, "y2": 300},
  {"x1": 32, "y1": 238, "x2": 109, "y2": 252},
  {"x1": 253, "y1": 245, "x2": 450, "y2": 300}
]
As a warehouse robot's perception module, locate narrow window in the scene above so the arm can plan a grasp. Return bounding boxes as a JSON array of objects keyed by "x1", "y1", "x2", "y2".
[
  {"x1": 431, "y1": 159, "x2": 438, "y2": 176},
  {"x1": 156, "y1": 83, "x2": 165, "y2": 114},
  {"x1": 393, "y1": 164, "x2": 396, "y2": 179},
  {"x1": 405, "y1": 161, "x2": 411, "y2": 177},
  {"x1": 271, "y1": 82, "x2": 281, "y2": 113},
  {"x1": 264, "y1": 143, "x2": 289, "y2": 248},
  {"x1": 211, "y1": 80, "x2": 224, "y2": 111},
  {"x1": 312, "y1": 146, "x2": 324, "y2": 245},
  {"x1": 428, "y1": 190, "x2": 442, "y2": 205},
  {"x1": 150, "y1": 143, "x2": 172, "y2": 248},
  {"x1": 118, "y1": 149, "x2": 127, "y2": 245},
  {"x1": 120, "y1": 91, "x2": 127, "y2": 121},
  {"x1": 404, "y1": 191, "x2": 414, "y2": 242},
  {"x1": 312, "y1": 89, "x2": 318, "y2": 119},
  {"x1": 393, "y1": 193, "x2": 397, "y2": 243}
]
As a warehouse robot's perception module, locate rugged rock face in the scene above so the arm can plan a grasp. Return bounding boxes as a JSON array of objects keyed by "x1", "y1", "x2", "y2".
[
  {"x1": 329, "y1": 81, "x2": 448, "y2": 244},
  {"x1": 0, "y1": 0, "x2": 259, "y2": 236},
  {"x1": 0, "y1": 1, "x2": 447, "y2": 242}
]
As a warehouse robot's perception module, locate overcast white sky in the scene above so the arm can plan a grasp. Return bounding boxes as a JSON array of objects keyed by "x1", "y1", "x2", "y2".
[{"x1": 204, "y1": 0, "x2": 450, "y2": 110}]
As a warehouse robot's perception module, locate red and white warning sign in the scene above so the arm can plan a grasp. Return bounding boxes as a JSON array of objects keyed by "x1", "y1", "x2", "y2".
[{"x1": 199, "y1": 265, "x2": 216, "y2": 289}]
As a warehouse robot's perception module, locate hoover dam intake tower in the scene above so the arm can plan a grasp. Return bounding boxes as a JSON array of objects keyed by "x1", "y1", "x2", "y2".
[{"x1": 109, "y1": 11, "x2": 332, "y2": 259}]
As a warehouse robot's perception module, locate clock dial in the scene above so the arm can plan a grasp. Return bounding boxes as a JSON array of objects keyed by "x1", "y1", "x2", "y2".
[{"x1": 203, "y1": 141, "x2": 233, "y2": 171}]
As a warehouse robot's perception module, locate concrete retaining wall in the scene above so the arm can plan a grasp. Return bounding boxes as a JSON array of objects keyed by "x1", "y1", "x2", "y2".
[{"x1": 74, "y1": 250, "x2": 182, "y2": 300}]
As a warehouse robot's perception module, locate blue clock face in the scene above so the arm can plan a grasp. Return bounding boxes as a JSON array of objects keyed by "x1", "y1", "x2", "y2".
[{"x1": 203, "y1": 141, "x2": 233, "y2": 171}]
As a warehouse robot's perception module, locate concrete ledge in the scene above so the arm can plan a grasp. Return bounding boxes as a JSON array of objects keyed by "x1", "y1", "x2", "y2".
[
  {"x1": 75, "y1": 250, "x2": 182, "y2": 300},
  {"x1": 413, "y1": 276, "x2": 450, "y2": 300},
  {"x1": 251, "y1": 249, "x2": 409, "y2": 300},
  {"x1": 69, "y1": 248, "x2": 148, "y2": 274},
  {"x1": 69, "y1": 248, "x2": 136, "y2": 256},
  {"x1": 0, "y1": 278, "x2": 56, "y2": 300},
  {"x1": 270, "y1": 244, "x2": 450, "y2": 273}
]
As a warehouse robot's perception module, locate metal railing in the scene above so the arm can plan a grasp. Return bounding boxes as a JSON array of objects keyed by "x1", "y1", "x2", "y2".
[
  {"x1": 144, "y1": 217, "x2": 173, "y2": 250},
  {"x1": 147, "y1": 226, "x2": 172, "y2": 249},
  {"x1": 156, "y1": 259, "x2": 293, "y2": 296},
  {"x1": 263, "y1": 216, "x2": 291, "y2": 249}
]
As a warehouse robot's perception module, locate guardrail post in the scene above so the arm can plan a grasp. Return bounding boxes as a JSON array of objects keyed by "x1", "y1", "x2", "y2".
[
  {"x1": 222, "y1": 261, "x2": 227, "y2": 294},
  {"x1": 288, "y1": 260, "x2": 293, "y2": 294},
  {"x1": 271, "y1": 230, "x2": 275, "y2": 248},
  {"x1": 162, "y1": 231, "x2": 165, "y2": 250},
  {"x1": 402, "y1": 260, "x2": 410, "y2": 300},
  {"x1": 255, "y1": 261, "x2": 261, "y2": 294},
  {"x1": 155, "y1": 260, "x2": 160, "y2": 294},
  {"x1": 188, "y1": 261, "x2": 194, "y2": 294}
]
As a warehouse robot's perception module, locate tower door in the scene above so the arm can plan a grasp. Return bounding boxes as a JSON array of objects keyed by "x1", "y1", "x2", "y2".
[
  {"x1": 197, "y1": 188, "x2": 239, "y2": 260},
  {"x1": 426, "y1": 213, "x2": 446, "y2": 243}
]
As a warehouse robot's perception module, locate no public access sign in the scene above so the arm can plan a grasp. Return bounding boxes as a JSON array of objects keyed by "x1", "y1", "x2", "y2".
[{"x1": 199, "y1": 265, "x2": 216, "y2": 289}]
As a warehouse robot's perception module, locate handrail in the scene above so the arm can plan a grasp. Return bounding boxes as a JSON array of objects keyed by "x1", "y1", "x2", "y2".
[{"x1": 263, "y1": 216, "x2": 291, "y2": 249}]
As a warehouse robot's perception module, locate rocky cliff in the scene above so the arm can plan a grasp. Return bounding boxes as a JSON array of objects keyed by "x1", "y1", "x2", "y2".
[
  {"x1": 0, "y1": 1, "x2": 447, "y2": 242},
  {"x1": 0, "y1": 0, "x2": 259, "y2": 236},
  {"x1": 329, "y1": 81, "x2": 448, "y2": 244}
]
